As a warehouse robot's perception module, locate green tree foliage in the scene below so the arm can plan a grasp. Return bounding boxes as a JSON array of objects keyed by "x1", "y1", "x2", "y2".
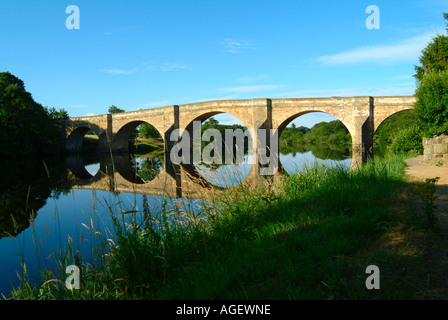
[
  {"x1": 374, "y1": 111, "x2": 420, "y2": 154},
  {"x1": 414, "y1": 70, "x2": 448, "y2": 137},
  {"x1": 389, "y1": 125, "x2": 424, "y2": 154},
  {"x1": 108, "y1": 105, "x2": 125, "y2": 113},
  {"x1": 198, "y1": 117, "x2": 250, "y2": 165},
  {"x1": 412, "y1": 13, "x2": 448, "y2": 138},
  {"x1": 279, "y1": 120, "x2": 352, "y2": 160},
  {"x1": 414, "y1": 13, "x2": 448, "y2": 82},
  {"x1": 0, "y1": 72, "x2": 64, "y2": 159},
  {"x1": 45, "y1": 106, "x2": 69, "y2": 119},
  {"x1": 281, "y1": 120, "x2": 351, "y2": 148},
  {"x1": 414, "y1": 35, "x2": 448, "y2": 82},
  {"x1": 139, "y1": 123, "x2": 162, "y2": 139},
  {"x1": 305, "y1": 120, "x2": 351, "y2": 145}
]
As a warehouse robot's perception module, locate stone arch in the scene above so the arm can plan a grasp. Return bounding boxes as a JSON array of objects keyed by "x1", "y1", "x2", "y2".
[
  {"x1": 182, "y1": 110, "x2": 251, "y2": 132},
  {"x1": 276, "y1": 110, "x2": 354, "y2": 147},
  {"x1": 374, "y1": 108, "x2": 414, "y2": 134},
  {"x1": 276, "y1": 110, "x2": 351, "y2": 137},
  {"x1": 275, "y1": 110, "x2": 353, "y2": 172},
  {"x1": 180, "y1": 110, "x2": 255, "y2": 188},
  {"x1": 112, "y1": 120, "x2": 163, "y2": 154},
  {"x1": 66, "y1": 153, "x2": 96, "y2": 179},
  {"x1": 66, "y1": 126, "x2": 101, "y2": 153}
]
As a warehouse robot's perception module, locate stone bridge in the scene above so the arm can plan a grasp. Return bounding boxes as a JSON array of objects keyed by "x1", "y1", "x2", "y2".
[{"x1": 59, "y1": 96, "x2": 416, "y2": 180}]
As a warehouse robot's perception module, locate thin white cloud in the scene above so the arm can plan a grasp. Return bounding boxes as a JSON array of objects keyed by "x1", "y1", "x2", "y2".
[
  {"x1": 84, "y1": 112, "x2": 96, "y2": 116},
  {"x1": 100, "y1": 62, "x2": 192, "y2": 75},
  {"x1": 317, "y1": 29, "x2": 445, "y2": 66},
  {"x1": 100, "y1": 68, "x2": 139, "y2": 75},
  {"x1": 221, "y1": 39, "x2": 255, "y2": 53},
  {"x1": 218, "y1": 85, "x2": 287, "y2": 93},
  {"x1": 235, "y1": 74, "x2": 268, "y2": 82},
  {"x1": 160, "y1": 63, "x2": 192, "y2": 71}
]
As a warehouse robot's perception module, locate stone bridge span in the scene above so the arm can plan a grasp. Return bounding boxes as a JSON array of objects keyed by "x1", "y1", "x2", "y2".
[{"x1": 60, "y1": 96, "x2": 416, "y2": 173}]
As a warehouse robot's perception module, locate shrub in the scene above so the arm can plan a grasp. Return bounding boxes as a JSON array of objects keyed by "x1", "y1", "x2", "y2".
[
  {"x1": 389, "y1": 125, "x2": 423, "y2": 154},
  {"x1": 414, "y1": 70, "x2": 448, "y2": 137}
]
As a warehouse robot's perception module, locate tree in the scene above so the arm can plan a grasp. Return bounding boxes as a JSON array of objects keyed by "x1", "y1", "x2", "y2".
[
  {"x1": 373, "y1": 110, "x2": 420, "y2": 154},
  {"x1": 413, "y1": 13, "x2": 448, "y2": 137},
  {"x1": 414, "y1": 70, "x2": 448, "y2": 137},
  {"x1": 108, "y1": 105, "x2": 125, "y2": 114},
  {"x1": 389, "y1": 125, "x2": 424, "y2": 154},
  {"x1": 139, "y1": 123, "x2": 161, "y2": 139},
  {"x1": 414, "y1": 13, "x2": 448, "y2": 82},
  {"x1": 45, "y1": 106, "x2": 69, "y2": 119},
  {"x1": 0, "y1": 72, "x2": 64, "y2": 158}
]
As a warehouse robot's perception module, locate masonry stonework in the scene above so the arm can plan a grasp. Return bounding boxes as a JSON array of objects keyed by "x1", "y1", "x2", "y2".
[
  {"x1": 62, "y1": 95, "x2": 416, "y2": 177},
  {"x1": 423, "y1": 135, "x2": 448, "y2": 166}
]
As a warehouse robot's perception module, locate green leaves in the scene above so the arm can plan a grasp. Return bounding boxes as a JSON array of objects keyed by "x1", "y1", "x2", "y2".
[
  {"x1": 413, "y1": 13, "x2": 448, "y2": 138},
  {"x1": 0, "y1": 72, "x2": 65, "y2": 159},
  {"x1": 414, "y1": 70, "x2": 448, "y2": 137},
  {"x1": 108, "y1": 105, "x2": 125, "y2": 114},
  {"x1": 389, "y1": 125, "x2": 424, "y2": 154}
]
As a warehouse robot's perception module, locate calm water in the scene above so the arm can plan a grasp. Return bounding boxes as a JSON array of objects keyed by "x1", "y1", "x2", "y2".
[{"x1": 0, "y1": 147, "x2": 351, "y2": 297}]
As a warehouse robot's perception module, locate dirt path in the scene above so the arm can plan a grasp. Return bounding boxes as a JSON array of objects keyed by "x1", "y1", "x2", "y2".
[{"x1": 405, "y1": 155, "x2": 448, "y2": 229}]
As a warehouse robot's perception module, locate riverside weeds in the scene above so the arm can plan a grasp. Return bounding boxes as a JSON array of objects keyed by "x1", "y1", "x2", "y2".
[{"x1": 6, "y1": 154, "x2": 446, "y2": 299}]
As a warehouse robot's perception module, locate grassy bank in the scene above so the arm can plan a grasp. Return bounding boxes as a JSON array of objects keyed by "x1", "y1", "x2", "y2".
[
  {"x1": 130, "y1": 137, "x2": 164, "y2": 156},
  {"x1": 7, "y1": 155, "x2": 447, "y2": 299}
]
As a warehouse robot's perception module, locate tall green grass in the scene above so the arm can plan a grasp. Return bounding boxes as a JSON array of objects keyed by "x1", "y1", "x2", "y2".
[{"x1": 8, "y1": 154, "x2": 426, "y2": 300}]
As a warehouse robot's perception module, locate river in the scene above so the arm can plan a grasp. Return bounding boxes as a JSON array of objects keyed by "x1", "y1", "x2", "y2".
[{"x1": 0, "y1": 147, "x2": 351, "y2": 297}]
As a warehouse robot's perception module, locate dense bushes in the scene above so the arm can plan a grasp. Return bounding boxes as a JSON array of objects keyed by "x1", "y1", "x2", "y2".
[
  {"x1": 281, "y1": 120, "x2": 351, "y2": 148},
  {"x1": 0, "y1": 72, "x2": 65, "y2": 159},
  {"x1": 414, "y1": 70, "x2": 448, "y2": 137},
  {"x1": 413, "y1": 13, "x2": 448, "y2": 138},
  {"x1": 389, "y1": 125, "x2": 424, "y2": 154},
  {"x1": 374, "y1": 111, "x2": 423, "y2": 155}
]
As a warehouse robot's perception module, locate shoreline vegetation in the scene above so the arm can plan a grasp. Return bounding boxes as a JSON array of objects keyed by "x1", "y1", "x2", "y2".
[{"x1": 5, "y1": 153, "x2": 448, "y2": 300}]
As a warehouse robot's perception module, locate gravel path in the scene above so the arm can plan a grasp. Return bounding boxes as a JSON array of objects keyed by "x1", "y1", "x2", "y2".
[{"x1": 405, "y1": 155, "x2": 448, "y2": 229}]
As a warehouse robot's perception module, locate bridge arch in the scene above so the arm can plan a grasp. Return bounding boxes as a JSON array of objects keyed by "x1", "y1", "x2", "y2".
[
  {"x1": 113, "y1": 120, "x2": 163, "y2": 154},
  {"x1": 66, "y1": 126, "x2": 101, "y2": 154},
  {"x1": 276, "y1": 110, "x2": 354, "y2": 139},
  {"x1": 276, "y1": 111, "x2": 353, "y2": 173},
  {"x1": 374, "y1": 108, "x2": 414, "y2": 134},
  {"x1": 181, "y1": 111, "x2": 255, "y2": 188}
]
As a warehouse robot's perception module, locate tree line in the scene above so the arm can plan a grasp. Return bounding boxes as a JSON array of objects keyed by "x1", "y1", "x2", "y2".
[{"x1": 0, "y1": 72, "x2": 68, "y2": 159}]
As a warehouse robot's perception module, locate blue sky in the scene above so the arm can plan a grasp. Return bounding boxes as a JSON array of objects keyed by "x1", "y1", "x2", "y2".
[{"x1": 0, "y1": 0, "x2": 447, "y2": 128}]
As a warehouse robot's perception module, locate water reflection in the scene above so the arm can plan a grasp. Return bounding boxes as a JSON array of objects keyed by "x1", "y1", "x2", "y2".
[
  {"x1": 0, "y1": 146, "x2": 351, "y2": 240},
  {"x1": 0, "y1": 158, "x2": 68, "y2": 240},
  {"x1": 0, "y1": 146, "x2": 351, "y2": 296}
]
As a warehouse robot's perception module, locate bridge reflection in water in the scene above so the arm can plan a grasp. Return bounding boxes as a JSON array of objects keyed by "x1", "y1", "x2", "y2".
[{"x1": 64, "y1": 153, "x2": 267, "y2": 200}]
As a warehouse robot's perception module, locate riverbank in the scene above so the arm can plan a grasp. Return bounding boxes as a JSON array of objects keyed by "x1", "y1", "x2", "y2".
[{"x1": 6, "y1": 154, "x2": 448, "y2": 299}]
